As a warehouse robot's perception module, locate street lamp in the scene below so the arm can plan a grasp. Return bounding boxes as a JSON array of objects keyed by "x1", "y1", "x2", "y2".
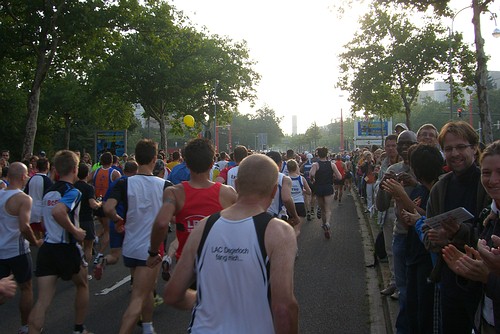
[{"x1": 492, "y1": 12, "x2": 500, "y2": 38}]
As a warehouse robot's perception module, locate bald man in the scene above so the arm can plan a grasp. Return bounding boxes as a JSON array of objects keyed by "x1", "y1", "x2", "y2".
[
  {"x1": 163, "y1": 154, "x2": 298, "y2": 333},
  {"x1": 0, "y1": 162, "x2": 42, "y2": 334}
]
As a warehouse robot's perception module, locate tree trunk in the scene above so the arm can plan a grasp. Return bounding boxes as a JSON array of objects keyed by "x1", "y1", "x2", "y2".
[
  {"x1": 405, "y1": 107, "x2": 411, "y2": 131},
  {"x1": 65, "y1": 114, "x2": 71, "y2": 149},
  {"x1": 22, "y1": 88, "x2": 41, "y2": 158},
  {"x1": 21, "y1": 2, "x2": 62, "y2": 157},
  {"x1": 472, "y1": 0, "x2": 493, "y2": 144},
  {"x1": 158, "y1": 114, "x2": 168, "y2": 152}
]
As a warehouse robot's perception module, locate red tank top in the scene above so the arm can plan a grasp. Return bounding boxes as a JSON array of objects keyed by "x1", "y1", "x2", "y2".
[
  {"x1": 175, "y1": 181, "x2": 223, "y2": 260},
  {"x1": 334, "y1": 160, "x2": 346, "y2": 179}
]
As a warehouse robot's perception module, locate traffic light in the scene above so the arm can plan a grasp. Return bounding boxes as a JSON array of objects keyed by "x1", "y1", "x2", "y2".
[{"x1": 457, "y1": 108, "x2": 463, "y2": 118}]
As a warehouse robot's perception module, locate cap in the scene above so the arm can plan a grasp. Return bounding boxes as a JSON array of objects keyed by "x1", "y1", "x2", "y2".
[
  {"x1": 39, "y1": 151, "x2": 46, "y2": 157},
  {"x1": 306, "y1": 153, "x2": 313, "y2": 159},
  {"x1": 395, "y1": 123, "x2": 408, "y2": 132},
  {"x1": 153, "y1": 159, "x2": 165, "y2": 176}
]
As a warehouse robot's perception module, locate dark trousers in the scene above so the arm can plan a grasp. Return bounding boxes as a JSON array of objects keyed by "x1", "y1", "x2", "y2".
[
  {"x1": 440, "y1": 286, "x2": 481, "y2": 334},
  {"x1": 407, "y1": 259, "x2": 434, "y2": 334}
]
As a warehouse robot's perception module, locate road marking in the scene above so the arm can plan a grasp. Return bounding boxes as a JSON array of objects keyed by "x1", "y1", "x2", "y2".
[{"x1": 95, "y1": 275, "x2": 131, "y2": 296}]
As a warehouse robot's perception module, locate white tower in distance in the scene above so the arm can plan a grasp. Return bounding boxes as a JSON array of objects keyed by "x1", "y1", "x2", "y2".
[{"x1": 292, "y1": 115, "x2": 297, "y2": 135}]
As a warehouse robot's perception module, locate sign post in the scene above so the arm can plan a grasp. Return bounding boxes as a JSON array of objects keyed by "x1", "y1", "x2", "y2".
[{"x1": 354, "y1": 118, "x2": 392, "y2": 148}]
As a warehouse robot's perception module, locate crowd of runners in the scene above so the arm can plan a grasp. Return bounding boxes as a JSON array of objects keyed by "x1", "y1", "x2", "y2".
[{"x1": 1, "y1": 119, "x2": 500, "y2": 334}]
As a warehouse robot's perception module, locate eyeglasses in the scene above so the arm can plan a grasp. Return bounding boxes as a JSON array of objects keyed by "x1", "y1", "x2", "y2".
[{"x1": 443, "y1": 144, "x2": 474, "y2": 153}]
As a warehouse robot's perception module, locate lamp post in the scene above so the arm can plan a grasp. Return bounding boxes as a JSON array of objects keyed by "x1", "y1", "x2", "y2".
[{"x1": 449, "y1": 5, "x2": 471, "y2": 121}]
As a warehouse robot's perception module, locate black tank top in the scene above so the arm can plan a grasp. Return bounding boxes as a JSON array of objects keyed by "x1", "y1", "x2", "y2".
[{"x1": 315, "y1": 161, "x2": 333, "y2": 185}]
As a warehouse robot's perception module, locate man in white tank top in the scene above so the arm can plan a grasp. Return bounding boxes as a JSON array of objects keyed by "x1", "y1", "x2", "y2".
[
  {"x1": 0, "y1": 162, "x2": 41, "y2": 334},
  {"x1": 104, "y1": 139, "x2": 172, "y2": 334},
  {"x1": 265, "y1": 151, "x2": 300, "y2": 225},
  {"x1": 164, "y1": 154, "x2": 298, "y2": 333}
]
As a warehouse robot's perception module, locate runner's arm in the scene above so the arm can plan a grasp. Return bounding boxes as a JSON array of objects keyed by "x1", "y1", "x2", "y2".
[
  {"x1": 149, "y1": 187, "x2": 177, "y2": 261},
  {"x1": 164, "y1": 217, "x2": 206, "y2": 310},
  {"x1": 52, "y1": 202, "x2": 85, "y2": 241},
  {"x1": 331, "y1": 162, "x2": 342, "y2": 180},
  {"x1": 18, "y1": 195, "x2": 41, "y2": 246},
  {"x1": 309, "y1": 163, "x2": 318, "y2": 183},
  {"x1": 266, "y1": 218, "x2": 299, "y2": 333},
  {"x1": 302, "y1": 176, "x2": 311, "y2": 196}
]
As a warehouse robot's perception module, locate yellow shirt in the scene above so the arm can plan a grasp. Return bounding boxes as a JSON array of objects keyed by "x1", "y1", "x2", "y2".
[{"x1": 166, "y1": 160, "x2": 180, "y2": 171}]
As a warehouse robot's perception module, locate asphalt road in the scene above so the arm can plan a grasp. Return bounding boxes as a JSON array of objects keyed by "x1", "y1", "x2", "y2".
[{"x1": 1, "y1": 190, "x2": 377, "y2": 333}]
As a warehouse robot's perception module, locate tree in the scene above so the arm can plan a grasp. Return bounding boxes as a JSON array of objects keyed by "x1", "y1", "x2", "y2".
[
  {"x1": 250, "y1": 106, "x2": 285, "y2": 149},
  {"x1": 305, "y1": 122, "x2": 321, "y2": 151},
  {"x1": 38, "y1": 72, "x2": 134, "y2": 154},
  {"x1": 102, "y1": 2, "x2": 259, "y2": 151},
  {"x1": 0, "y1": 0, "x2": 136, "y2": 157},
  {"x1": 337, "y1": 3, "x2": 472, "y2": 129},
  {"x1": 227, "y1": 107, "x2": 284, "y2": 150},
  {"x1": 377, "y1": 0, "x2": 497, "y2": 143}
]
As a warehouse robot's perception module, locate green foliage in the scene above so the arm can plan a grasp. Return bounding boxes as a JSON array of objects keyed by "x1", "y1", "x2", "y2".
[
  {"x1": 338, "y1": 3, "x2": 475, "y2": 130},
  {"x1": 100, "y1": 1, "x2": 260, "y2": 150},
  {"x1": 0, "y1": 0, "x2": 259, "y2": 156},
  {"x1": 223, "y1": 106, "x2": 284, "y2": 150}
]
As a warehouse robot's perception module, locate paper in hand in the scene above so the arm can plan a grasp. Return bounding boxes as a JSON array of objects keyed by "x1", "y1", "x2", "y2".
[{"x1": 424, "y1": 207, "x2": 474, "y2": 230}]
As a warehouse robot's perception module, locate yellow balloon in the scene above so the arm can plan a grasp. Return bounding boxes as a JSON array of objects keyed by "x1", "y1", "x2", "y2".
[{"x1": 183, "y1": 115, "x2": 195, "y2": 127}]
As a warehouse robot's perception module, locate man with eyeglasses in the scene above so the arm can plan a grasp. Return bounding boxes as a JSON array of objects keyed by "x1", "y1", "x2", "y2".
[
  {"x1": 424, "y1": 121, "x2": 490, "y2": 334},
  {"x1": 416, "y1": 123, "x2": 439, "y2": 148}
]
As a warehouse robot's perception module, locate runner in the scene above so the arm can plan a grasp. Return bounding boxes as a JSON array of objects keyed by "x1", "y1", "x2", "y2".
[
  {"x1": 93, "y1": 161, "x2": 138, "y2": 280},
  {"x1": 24, "y1": 158, "x2": 52, "y2": 240},
  {"x1": 287, "y1": 159, "x2": 311, "y2": 242},
  {"x1": 300, "y1": 152, "x2": 315, "y2": 221},
  {"x1": 90, "y1": 152, "x2": 121, "y2": 265},
  {"x1": 162, "y1": 154, "x2": 298, "y2": 333},
  {"x1": 104, "y1": 139, "x2": 172, "y2": 334},
  {"x1": 265, "y1": 151, "x2": 300, "y2": 227},
  {"x1": 215, "y1": 145, "x2": 248, "y2": 188},
  {"x1": 0, "y1": 162, "x2": 42, "y2": 334},
  {"x1": 309, "y1": 147, "x2": 342, "y2": 239},
  {"x1": 74, "y1": 164, "x2": 102, "y2": 269},
  {"x1": 29, "y1": 150, "x2": 91, "y2": 334},
  {"x1": 147, "y1": 138, "x2": 237, "y2": 278},
  {"x1": 333, "y1": 154, "x2": 347, "y2": 203}
]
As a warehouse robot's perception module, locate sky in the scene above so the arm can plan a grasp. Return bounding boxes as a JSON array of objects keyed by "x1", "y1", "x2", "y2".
[{"x1": 173, "y1": 0, "x2": 500, "y2": 135}]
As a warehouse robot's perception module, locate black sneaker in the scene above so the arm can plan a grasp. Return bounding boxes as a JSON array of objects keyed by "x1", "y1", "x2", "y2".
[{"x1": 316, "y1": 207, "x2": 322, "y2": 219}]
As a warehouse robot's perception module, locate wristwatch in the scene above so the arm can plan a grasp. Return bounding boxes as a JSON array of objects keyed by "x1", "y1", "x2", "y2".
[{"x1": 148, "y1": 249, "x2": 159, "y2": 257}]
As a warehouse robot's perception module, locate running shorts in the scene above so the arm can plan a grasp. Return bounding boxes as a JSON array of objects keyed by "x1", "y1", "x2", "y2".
[
  {"x1": 0, "y1": 254, "x2": 33, "y2": 284},
  {"x1": 315, "y1": 184, "x2": 334, "y2": 196},
  {"x1": 35, "y1": 243, "x2": 81, "y2": 280}
]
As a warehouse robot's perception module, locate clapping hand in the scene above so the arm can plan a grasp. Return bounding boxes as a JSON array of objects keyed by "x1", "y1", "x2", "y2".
[
  {"x1": 401, "y1": 208, "x2": 421, "y2": 226},
  {"x1": 477, "y1": 236, "x2": 500, "y2": 276},
  {"x1": 442, "y1": 244, "x2": 489, "y2": 284}
]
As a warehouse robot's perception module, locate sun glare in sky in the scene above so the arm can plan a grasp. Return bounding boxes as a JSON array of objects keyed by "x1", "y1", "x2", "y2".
[{"x1": 173, "y1": 0, "x2": 500, "y2": 135}]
